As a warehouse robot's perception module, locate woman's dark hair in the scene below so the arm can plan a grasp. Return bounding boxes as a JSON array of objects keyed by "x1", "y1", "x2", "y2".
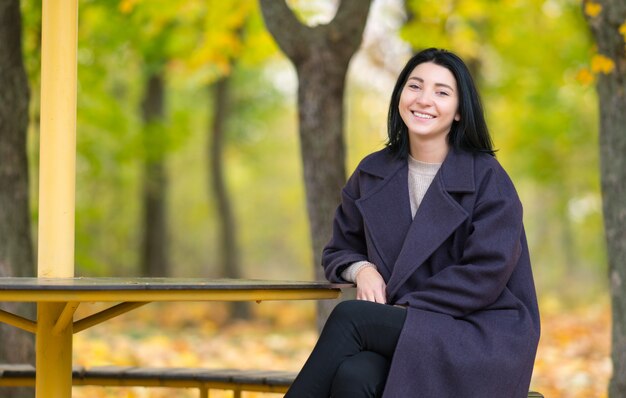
[{"x1": 386, "y1": 48, "x2": 495, "y2": 157}]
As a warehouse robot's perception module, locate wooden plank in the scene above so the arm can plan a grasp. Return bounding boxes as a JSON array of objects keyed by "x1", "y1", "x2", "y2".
[
  {"x1": 0, "y1": 278, "x2": 351, "y2": 303},
  {"x1": 0, "y1": 277, "x2": 350, "y2": 290},
  {"x1": 0, "y1": 364, "x2": 544, "y2": 397}
]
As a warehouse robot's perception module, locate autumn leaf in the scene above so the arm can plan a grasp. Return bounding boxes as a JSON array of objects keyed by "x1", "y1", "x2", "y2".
[
  {"x1": 118, "y1": 0, "x2": 136, "y2": 14},
  {"x1": 584, "y1": 1, "x2": 602, "y2": 18},
  {"x1": 619, "y1": 21, "x2": 626, "y2": 44},
  {"x1": 591, "y1": 54, "x2": 615, "y2": 74},
  {"x1": 576, "y1": 68, "x2": 594, "y2": 85}
]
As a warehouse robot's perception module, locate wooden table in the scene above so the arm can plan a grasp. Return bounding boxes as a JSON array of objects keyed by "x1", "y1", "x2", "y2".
[{"x1": 0, "y1": 277, "x2": 349, "y2": 398}]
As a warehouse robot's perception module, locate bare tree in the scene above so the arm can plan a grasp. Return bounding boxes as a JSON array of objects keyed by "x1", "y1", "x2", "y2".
[
  {"x1": 584, "y1": 1, "x2": 626, "y2": 396},
  {"x1": 0, "y1": 1, "x2": 36, "y2": 396},
  {"x1": 259, "y1": 0, "x2": 372, "y2": 327}
]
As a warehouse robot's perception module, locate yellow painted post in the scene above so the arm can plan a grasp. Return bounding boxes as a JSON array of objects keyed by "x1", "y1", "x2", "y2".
[
  {"x1": 38, "y1": 0, "x2": 78, "y2": 278},
  {"x1": 36, "y1": 303, "x2": 73, "y2": 398},
  {"x1": 37, "y1": 0, "x2": 78, "y2": 397}
]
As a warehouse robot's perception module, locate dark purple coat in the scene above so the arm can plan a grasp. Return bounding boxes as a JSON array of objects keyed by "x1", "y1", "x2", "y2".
[{"x1": 323, "y1": 147, "x2": 540, "y2": 398}]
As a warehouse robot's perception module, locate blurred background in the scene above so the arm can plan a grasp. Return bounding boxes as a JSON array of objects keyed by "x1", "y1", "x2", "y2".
[
  {"x1": 15, "y1": 0, "x2": 611, "y2": 396},
  {"x1": 21, "y1": 0, "x2": 605, "y2": 300}
]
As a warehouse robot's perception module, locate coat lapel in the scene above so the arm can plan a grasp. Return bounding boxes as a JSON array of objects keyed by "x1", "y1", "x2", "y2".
[
  {"x1": 355, "y1": 153, "x2": 412, "y2": 276},
  {"x1": 384, "y1": 149, "x2": 477, "y2": 299},
  {"x1": 385, "y1": 175, "x2": 468, "y2": 299}
]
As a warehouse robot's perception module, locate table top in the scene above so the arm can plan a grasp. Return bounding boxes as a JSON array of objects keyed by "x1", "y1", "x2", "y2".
[
  {"x1": 0, "y1": 277, "x2": 352, "y2": 302},
  {"x1": 0, "y1": 277, "x2": 348, "y2": 290}
]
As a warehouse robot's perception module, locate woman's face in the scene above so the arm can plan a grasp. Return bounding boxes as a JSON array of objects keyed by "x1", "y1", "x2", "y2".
[{"x1": 398, "y1": 62, "x2": 460, "y2": 151}]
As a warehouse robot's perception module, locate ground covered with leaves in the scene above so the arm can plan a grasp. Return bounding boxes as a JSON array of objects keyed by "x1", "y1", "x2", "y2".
[{"x1": 72, "y1": 297, "x2": 611, "y2": 398}]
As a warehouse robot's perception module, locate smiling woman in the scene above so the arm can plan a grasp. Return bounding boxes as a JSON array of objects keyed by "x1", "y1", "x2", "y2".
[{"x1": 285, "y1": 48, "x2": 540, "y2": 398}]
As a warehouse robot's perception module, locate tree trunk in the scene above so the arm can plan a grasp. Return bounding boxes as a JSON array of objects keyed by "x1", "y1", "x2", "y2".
[
  {"x1": 260, "y1": 0, "x2": 371, "y2": 329},
  {"x1": 584, "y1": 1, "x2": 626, "y2": 396},
  {"x1": 295, "y1": 49, "x2": 353, "y2": 330},
  {"x1": 209, "y1": 76, "x2": 250, "y2": 319},
  {"x1": 0, "y1": 1, "x2": 36, "y2": 397},
  {"x1": 140, "y1": 73, "x2": 169, "y2": 277}
]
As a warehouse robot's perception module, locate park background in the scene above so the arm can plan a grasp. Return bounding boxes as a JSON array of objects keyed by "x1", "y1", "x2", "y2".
[{"x1": 7, "y1": 0, "x2": 618, "y2": 396}]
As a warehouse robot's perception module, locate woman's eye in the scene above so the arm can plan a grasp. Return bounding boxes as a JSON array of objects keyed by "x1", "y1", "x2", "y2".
[{"x1": 437, "y1": 91, "x2": 450, "y2": 96}]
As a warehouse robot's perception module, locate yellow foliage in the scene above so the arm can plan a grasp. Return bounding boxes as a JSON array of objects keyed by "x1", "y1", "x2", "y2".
[
  {"x1": 584, "y1": 1, "x2": 602, "y2": 18},
  {"x1": 118, "y1": 0, "x2": 136, "y2": 14},
  {"x1": 620, "y1": 21, "x2": 626, "y2": 43},
  {"x1": 591, "y1": 54, "x2": 615, "y2": 74},
  {"x1": 457, "y1": 0, "x2": 487, "y2": 19},
  {"x1": 181, "y1": 0, "x2": 258, "y2": 80},
  {"x1": 532, "y1": 299, "x2": 611, "y2": 398},
  {"x1": 576, "y1": 68, "x2": 594, "y2": 85}
]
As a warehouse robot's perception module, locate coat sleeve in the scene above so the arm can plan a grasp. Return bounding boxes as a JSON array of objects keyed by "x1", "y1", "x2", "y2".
[
  {"x1": 401, "y1": 166, "x2": 525, "y2": 317},
  {"x1": 322, "y1": 169, "x2": 370, "y2": 282}
]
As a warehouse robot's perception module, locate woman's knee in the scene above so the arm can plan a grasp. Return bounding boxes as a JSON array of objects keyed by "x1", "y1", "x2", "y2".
[
  {"x1": 327, "y1": 300, "x2": 375, "y2": 325},
  {"x1": 333, "y1": 299, "x2": 367, "y2": 314},
  {"x1": 331, "y1": 351, "x2": 389, "y2": 397}
]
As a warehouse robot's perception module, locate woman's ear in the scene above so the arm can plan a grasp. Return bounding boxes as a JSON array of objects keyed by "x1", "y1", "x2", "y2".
[{"x1": 454, "y1": 113, "x2": 461, "y2": 121}]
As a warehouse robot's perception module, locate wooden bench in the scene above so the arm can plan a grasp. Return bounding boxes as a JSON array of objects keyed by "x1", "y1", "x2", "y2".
[
  {"x1": 0, "y1": 364, "x2": 544, "y2": 397},
  {"x1": 0, "y1": 364, "x2": 295, "y2": 397}
]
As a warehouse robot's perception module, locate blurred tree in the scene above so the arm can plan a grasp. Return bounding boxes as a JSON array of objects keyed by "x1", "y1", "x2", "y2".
[
  {"x1": 0, "y1": 1, "x2": 35, "y2": 397},
  {"x1": 83, "y1": 0, "x2": 201, "y2": 276},
  {"x1": 259, "y1": 0, "x2": 372, "y2": 327},
  {"x1": 210, "y1": 74, "x2": 251, "y2": 318},
  {"x1": 125, "y1": 4, "x2": 181, "y2": 277},
  {"x1": 199, "y1": 0, "x2": 257, "y2": 319},
  {"x1": 140, "y1": 67, "x2": 169, "y2": 276},
  {"x1": 583, "y1": 1, "x2": 626, "y2": 396},
  {"x1": 187, "y1": 0, "x2": 279, "y2": 318}
]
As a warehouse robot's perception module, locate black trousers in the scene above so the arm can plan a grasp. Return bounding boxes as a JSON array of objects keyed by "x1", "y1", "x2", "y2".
[{"x1": 285, "y1": 300, "x2": 407, "y2": 398}]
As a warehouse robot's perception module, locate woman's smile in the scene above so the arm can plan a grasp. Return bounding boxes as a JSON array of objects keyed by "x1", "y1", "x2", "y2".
[{"x1": 411, "y1": 111, "x2": 435, "y2": 119}]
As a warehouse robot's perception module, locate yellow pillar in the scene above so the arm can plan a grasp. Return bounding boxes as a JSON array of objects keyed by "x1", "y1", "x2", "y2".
[
  {"x1": 38, "y1": 0, "x2": 78, "y2": 278},
  {"x1": 36, "y1": 303, "x2": 73, "y2": 398},
  {"x1": 37, "y1": 0, "x2": 78, "y2": 397}
]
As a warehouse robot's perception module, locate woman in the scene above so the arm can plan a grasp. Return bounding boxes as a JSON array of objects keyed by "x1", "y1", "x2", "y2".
[{"x1": 285, "y1": 48, "x2": 540, "y2": 398}]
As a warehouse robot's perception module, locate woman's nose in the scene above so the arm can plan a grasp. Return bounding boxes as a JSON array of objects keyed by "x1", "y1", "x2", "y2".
[{"x1": 415, "y1": 91, "x2": 432, "y2": 106}]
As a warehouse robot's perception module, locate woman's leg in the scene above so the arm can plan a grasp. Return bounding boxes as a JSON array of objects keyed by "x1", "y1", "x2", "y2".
[
  {"x1": 285, "y1": 300, "x2": 407, "y2": 398},
  {"x1": 330, "y1": 351, "x2": 390, "y2": 397}
]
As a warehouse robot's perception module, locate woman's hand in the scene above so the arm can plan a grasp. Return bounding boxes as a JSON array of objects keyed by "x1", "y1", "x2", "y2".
[{"x1": 355, "y1": 266, "x2": 387, "y2": 304}]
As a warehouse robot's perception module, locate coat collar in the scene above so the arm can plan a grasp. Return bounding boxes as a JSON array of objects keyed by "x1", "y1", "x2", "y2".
[
  {"x1": 356, "y1": 147, "x2": 476, "y2": 300},
  {"x1": 359, "y1": 147, "x2": 476, "y2": 193}
]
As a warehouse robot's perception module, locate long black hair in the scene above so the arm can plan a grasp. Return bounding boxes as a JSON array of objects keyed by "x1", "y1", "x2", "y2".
[{"x1": 386, "y1": 48, "x2": 495, "y2": 157}]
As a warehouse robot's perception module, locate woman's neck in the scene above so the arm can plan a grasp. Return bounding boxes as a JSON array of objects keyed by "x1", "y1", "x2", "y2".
[{"x1": 409, "y1": 141, "x2": 449, "y2": 163}]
